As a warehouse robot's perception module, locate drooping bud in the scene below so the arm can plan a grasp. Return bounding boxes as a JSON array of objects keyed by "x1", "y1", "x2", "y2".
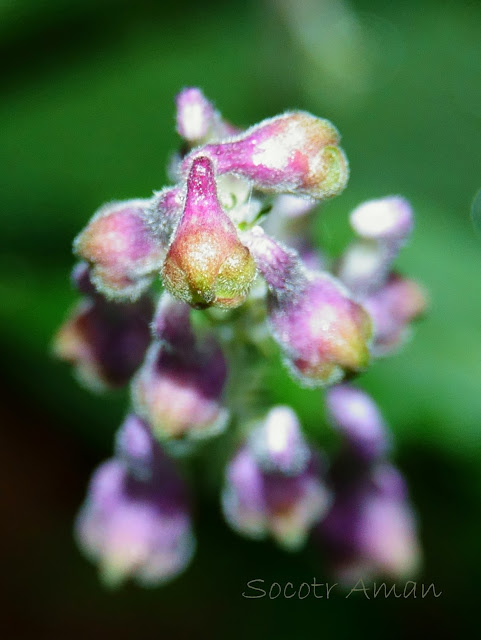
[
  {"x1": 132, "y1": 294, "x2": 229, "y2": 442},
  {"x1": 364, "y1": 273, "x2": 427, "y2": 355},
  {"x1": 175, "y1": 87, "x2": 238, "y2": 145},
  {"x1": 222, "y1": 421, "x2": 330, "y2": 550},
  {"x1": 326, "y1": 384, "x2": 390, "y2": 460},
  {"x1": 74, "y1": 199, "x2": 164, "y2": 300},
  {"x1": 53, "y1": 286, "x2": 153, "y2": 391},
  {"x1": 184, "y1": 111, "x2": 348, "y2": 200},
  {"x1": 319, "y1": 462, "x2": 421, "y2": 583},
  {"x1": 162, "y1": 156, "x2": 257, "y2": 309},
  {"x1": 244, "y1": 228, "x2": 372, "y2": 386},
  {"x1": 75, "y1": 453, "x2": 195, "y2": 588},
  {"x1": 248, "y1": 406, "x2": 311, "y2": 475}
]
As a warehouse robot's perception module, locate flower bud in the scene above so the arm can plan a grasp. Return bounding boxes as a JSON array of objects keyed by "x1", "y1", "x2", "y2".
[
  {"x1": 350, "y1": 196, "x2": 413, "y2": 243},
  {"x1": 75, "y1": 455, "x2": 195, "y2": 588},
  {"x1": 245, "y1": 228, "x2": 372, "y2": 386},
  {"x1": 132, "y1": 294, "x2": 228, "y2": 442},
  {"x1": 320, "y1": 462, "x2": 420, "y2": 583},
  {"x1": 53, "y1": 293, "x2": 153, "y2": 391},
  {"x1": 115, "y1": 414, "x2": 156, "y2": 481},
  {"x1": 364, "y1": 273, "x2": 427, "y2": 355},
  {"x1": 186, "y1": 111, "x2": 348, "y2": 200},
  {"x1": 175, "y1": 87, "x2": 238, "y2": 145},
  {"x1": 248, "y1": 406, "x2": 311, "y2": 475},
  {"x1": 326, "y1": 384, "x2": 390, "y2": 460},
  {"x1": 222, "y1": 434, "x2": 330, "y2": 550},
  {"x1": 162, "y1": 156, "x2": 257, "y2": 309},
  {"x1": 74, "y1": 199, "x2": 164, "y2": 300}
]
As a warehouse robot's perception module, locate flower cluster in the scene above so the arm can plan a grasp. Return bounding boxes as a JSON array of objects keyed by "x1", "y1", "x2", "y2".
[{"x1": 55, "y1": 88, "x2": 426, "y2": 587}]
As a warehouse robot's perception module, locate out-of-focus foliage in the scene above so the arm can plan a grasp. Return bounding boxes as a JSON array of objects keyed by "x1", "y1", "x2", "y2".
[{"x1": 0, "y1": 0, "x2": 480, "y2": 637}]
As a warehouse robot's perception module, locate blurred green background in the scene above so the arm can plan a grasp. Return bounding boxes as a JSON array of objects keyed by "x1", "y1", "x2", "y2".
[{"x1": 1, "y1": 0, "x2": 480, "y2": 636}]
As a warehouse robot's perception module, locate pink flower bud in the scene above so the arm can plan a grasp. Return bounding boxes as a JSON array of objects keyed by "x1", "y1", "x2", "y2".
[
  {"x1": 75, "y1": 454, "x2": 195, "y2": 587},
  {"x1": 132, "y1": 294, "x2": 228, "y2": 442},
  {"x1": 320, "y1": 463, "x2": 421, "y2": 582},
  {"x1": 53, "y1": 291, "x2": 153, "y2": 391},
  {"x1": 162, "y1": 156, "x2": 257, "y2": 309},
  {"x1": 185, "y1": 111, "x2": 348, "y2": 199},
  {"x1": 350, "y1": 196, "x2": 413, "y2": 243},
  {"x1": 364, "y1": 273, "x2": 427, "y2": 355},
  {"x1": 175, "y1": 87, "x2": 238, "y2": 145},
  {"x1": 74, "y1": 199, "x2": 164, "y2": 300},
  {"x1": 222, "y1": 434, "x2": 330, "y2": 550},
  {"x1": 245, "y1": 228, "x2": 372, "y2": 386},
  {"x1": 326, "y1": 384, "x2": 391, "y2": 460}
]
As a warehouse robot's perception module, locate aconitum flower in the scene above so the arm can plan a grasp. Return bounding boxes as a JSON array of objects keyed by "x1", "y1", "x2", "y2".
[
  {"x1": 74, "y1": 200, "x2": 164, "y2": 300},
  {"x1": 222, "y1": 414, "x2": 331, "y2": 550},
  {"x1": 76, "y1": 421, "x2": 195, "y2": 587},
  {"x1": 53, "y1": 264, "x2": 153, "y2": 390},
  {"x1": 245, "y1": 227, "x2": 372, "y2": 386},
  {"x1": 162, "y1": 156, "x2": 257, "y2": 309},
  {"x1": 55, "y1": 88, "x2": 425, "y2": 589},
  {"x1": 132, "y1": 293, "x2": 229, "y2": 442}
]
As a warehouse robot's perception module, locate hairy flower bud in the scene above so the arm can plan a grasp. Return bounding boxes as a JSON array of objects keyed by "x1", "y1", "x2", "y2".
[
  {"x1": 222, "y1": 428, "x2": 330, "y2": 550},
  {"x1": 74, "y1": 199, "x2": 164, "y2": 300},
  {"x1": 132, "y1": 294, "x2": 228, "y2": 442},
  {"x1": 245, "y1": 228, "x2": 372, "y2": 386},
  {"x1": 326, "y1": 384, "x2": 390, "y2": 460},
  {"x1": 185, "y1": 111, "x2": 348, "y2": 200},
  {"x1": 364, "y1": 273, "x2": 427, "y2": 355},
  {"x1": 162, "y1": 156, "x2": 257, "y2": 309},
  {"x1": 248, "y1": 406, "x2": 311, "y2": 475},
  {"x1": 53, "y1": 285, "x2": 153, "y2": 390},
  {"x1": 350, "y1": 196, "x2": 413, "y2": 244},
  {"x1": 143, "y1": 186, "x2": 184, "y2": 249},
  {"x1": 175, "y1": 87, "x2": 238, "y2": 145},
  {"x1": 319, "y1": 462, "x2": 420, "y2": 583},
  {"x1": 75, "y1": 453, "x2": 195, "y2": 588}
]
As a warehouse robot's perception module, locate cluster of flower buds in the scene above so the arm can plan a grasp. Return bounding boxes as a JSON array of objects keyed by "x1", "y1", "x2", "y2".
[{"x1": 55, "y1": 88, "x2": 425, "y2": 587}]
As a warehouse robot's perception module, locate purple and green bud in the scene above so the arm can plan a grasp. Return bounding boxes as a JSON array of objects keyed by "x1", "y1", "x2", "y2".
[
  {"x1": 185, "y1": 111, "x2": 348, "y2": 200},
  {"x1": 132, "y1": 294, "x2": 229, "y2": 442},
  {"x1": 222, "y1": 413, "x2": 330, "y2": 549},
  {"x1": 162, "y1": 156, "x2": 257, "y2": 309},
  {"x1": 75, "y1": 452, "x2": 195, "y2": 588},
  {"x1": 326, "y1": 384, "x2": 390, "y2": 460},
  {"x1": 74, "y1": 199, "x2": 164, "y2": 301},
  {"x1": 246, "y1": 228, "x2": 372, "y2": 386},
  {"x1": 53, "y1": 269, "x2": 153, "y2": 390}
]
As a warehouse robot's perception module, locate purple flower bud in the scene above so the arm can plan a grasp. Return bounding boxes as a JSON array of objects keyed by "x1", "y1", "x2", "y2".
[
  {"x1": 75, "y1": 455, "x2": 195, "y2": 587},
  {"x1": 364, "y1": 273, "x2": 427, "y2": 355},
  {"x1": 248, "y1": 406, "x2": 311, "y2": 475},
  {"x1": 350, "y1": 196, "x2": 413, "y2": 244},
  {"x1": 162, "y1": 156, "x2": 257, "y2": 309},
  {"x1": 320, "y1": 462, "x2": 420, "y2": 582},
  {"x1": 245, "y1": 228, "x2": 372, "y2": 386},
  {"x1": 53, "y1": 294, "x2": 153, "y2": 391},
  {"x1": 175, "y1": 87, "x2": 238, "y2": 145},
  {"x1": 222, "y1": 437, "x2": 330, "y2": 550},
  {"x1": 74, "y1": 199, "x2": 164, "y2": 300},
  {"x1": 185, "y1": 111, "x2": 348, "y2": 200},
  {"x1": 336, "y1": 240, "x2": 390, "y2": 297},
  {"x1": 144, "y1": 186, "x2": 184, "y2": 250},
  {"x1": 326, "y1": 384, "x2": 390, "y2": 460},
  {"x1": 132, "y1": 294, "x2": 228, "y2": 441}
]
